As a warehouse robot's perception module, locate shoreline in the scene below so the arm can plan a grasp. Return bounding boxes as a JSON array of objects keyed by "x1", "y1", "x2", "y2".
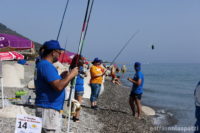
[
  {"x1": 120, "y1": 80, "x2": 179, "y2": 127},
  {"x1": 118, "y1": 80, "x2": 179, "y2": 132}
]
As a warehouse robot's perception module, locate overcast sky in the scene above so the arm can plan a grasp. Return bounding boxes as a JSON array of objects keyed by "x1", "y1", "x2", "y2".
[{"x1": 0, "y1": 0, "x2": 200, "y2": 63}]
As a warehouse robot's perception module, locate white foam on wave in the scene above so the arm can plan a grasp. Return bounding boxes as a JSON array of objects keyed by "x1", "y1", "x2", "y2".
[
  {"x1": 152, "y1": 113, "x2": 167, "y2": 125},
  {"x1": 152, "y1": 109, "x2": 174, "y2": 126}
]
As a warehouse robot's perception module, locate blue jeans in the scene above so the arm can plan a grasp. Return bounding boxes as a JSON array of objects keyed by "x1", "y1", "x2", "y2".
[
  {"x1": 195, "y1": 106, "x2": 200, "y2": 133},
  {"x1": 90, "y1": 84, "x2": 101, "y2": 102}
]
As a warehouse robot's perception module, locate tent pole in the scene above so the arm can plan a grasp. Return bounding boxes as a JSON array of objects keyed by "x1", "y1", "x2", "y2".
[
  {"x1": 1, "y1": 77, "x2": 4, "y2": 108},
  {"x1": 0, "y1": 61, "x2": 4, "y2": 108}
]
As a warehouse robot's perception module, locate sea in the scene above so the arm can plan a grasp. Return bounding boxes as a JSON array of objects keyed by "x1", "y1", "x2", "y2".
[{"x1": 119, "y1": 63, "x2": 199, "y2": 133}]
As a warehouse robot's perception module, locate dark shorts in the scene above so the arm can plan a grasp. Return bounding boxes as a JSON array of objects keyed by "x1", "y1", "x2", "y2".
[
  {"x1": 130, "y1": 92, "x2": 142, "y2": 100},
  {"x1": 75, "y1": 91, "x2": 84, "y2": 96}
]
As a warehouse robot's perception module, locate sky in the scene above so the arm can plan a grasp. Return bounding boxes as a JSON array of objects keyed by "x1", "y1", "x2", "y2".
[{"x1": 0, "y1": 0, "x2": 200, "y2": 64}]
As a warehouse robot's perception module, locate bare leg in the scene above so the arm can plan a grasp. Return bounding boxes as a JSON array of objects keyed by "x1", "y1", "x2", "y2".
[
  {"x1": 129, "y1": 96, "x2": 135, "y2": 116},
  {"x1": 134, "y1": 98, "x2": 142, "y2": 118},
  {"x1": 116, "y1": 81, "x2": 121, "y2": 85},
  {"x1": 91, "y1": 102, "x2": 95, "y2": 107},
  {"x1": 75, "y1": 95, "x2": 82, "y2": 119}
]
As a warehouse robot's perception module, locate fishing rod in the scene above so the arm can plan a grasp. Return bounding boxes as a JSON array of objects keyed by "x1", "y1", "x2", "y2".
[
  {"x1": 67, "y1": 0, "x2": 91, "y2": 106},
  {"x1": 80, "y1": 0, "x2": 95, "y2": 54},
  {"x1": 68, "y1": 0, "x2": 94, "y2": 105},
  {"x1": 77, "y1": 0, "x2": 91, "y2": 55},
  {"x1": 67, "y1": 0, "x2": 94, "y2": 132},
  {"x1": 102, "y1": 30, "x2": 140, "y2": 77},
  {"x1": 56, "y1": 0, "x2": 70, "y2": 41},
  {"x1": 110, "y1": 30, "x2": 140, "y2": 66}
]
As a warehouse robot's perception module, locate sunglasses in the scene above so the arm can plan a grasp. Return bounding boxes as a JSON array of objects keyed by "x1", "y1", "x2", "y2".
[{"x1": 54, "y1": 50, "x2": 62, "y2": 55}]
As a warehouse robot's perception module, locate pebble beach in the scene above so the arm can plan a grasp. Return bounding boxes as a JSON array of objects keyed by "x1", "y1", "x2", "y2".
[{"x1": 0, "y1": 61, "x2": 156, "y2": 133}]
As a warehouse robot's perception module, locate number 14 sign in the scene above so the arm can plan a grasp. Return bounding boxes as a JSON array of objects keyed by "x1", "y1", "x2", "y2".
[{"x1": 15, "y1": 114, "x2": 42, "y2": 133}]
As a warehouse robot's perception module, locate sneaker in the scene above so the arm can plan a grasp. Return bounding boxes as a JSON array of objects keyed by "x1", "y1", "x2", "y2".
[
  {"x1": 91, "y1": 105, "x2": 98, "y2": 110},
  {"x1": 94, "y1": 105, "x2": 98, "y2": 109},
  {"x1": 72, "y1": 117, "x2": 80, "y2": 122}
]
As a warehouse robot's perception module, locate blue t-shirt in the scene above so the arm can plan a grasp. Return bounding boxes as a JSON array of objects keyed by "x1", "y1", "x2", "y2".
[
  {"x1": 35, "y1": 60, "x2": 65, "y2": 111},
  {"x1": 132, "y1": 71, "x2": 144, "y2": 94},
  {"x1": 75, "y1": 66, "x2": 84, "y2": 92}
]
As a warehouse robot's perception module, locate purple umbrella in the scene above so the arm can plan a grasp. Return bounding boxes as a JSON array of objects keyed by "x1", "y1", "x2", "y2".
[{"x1": 0, "y1": 34, "x2": 33, "y2": 52}]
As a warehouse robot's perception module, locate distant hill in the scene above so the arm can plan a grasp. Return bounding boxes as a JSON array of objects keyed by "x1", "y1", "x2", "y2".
[{"x1": 0, "y1": 23, "x2": 41, "y2": 53}]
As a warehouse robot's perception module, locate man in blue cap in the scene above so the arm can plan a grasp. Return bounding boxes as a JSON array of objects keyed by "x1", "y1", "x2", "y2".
[
  {"x1": 127, "y1": 62, "x2": 144, "y2": 119},
  {"x1": 34, "y1": 40, "x2": 78, "y2": 133}
]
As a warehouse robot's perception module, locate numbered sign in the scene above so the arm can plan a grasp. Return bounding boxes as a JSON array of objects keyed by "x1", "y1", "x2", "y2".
[{"x1": 15, "y1": 114, "x2": 42, "y2": 133}]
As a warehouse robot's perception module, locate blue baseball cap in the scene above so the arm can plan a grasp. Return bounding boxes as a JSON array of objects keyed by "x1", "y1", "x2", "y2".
[
  {"x1": 134, "y1": 62, "x2": 141, "y2": 71},
  {"x1": 134, "y1": 62, "x2": 141, "y2": 67},
  {"x1": 43, "y1": 40, "x2": 65, "y2": 50},
  {"x1": 92, "y1": 57, "x2": 102, "y2": 64}
]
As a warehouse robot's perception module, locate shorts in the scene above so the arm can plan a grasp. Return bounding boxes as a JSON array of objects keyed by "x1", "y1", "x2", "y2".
[
  {"x1": 130, "y1": 92, "x2": 142, "y2": 100},
  {"x1": 35, "y1": 107, "x2": 62, "y2": 132},
  {"x1": 75, "y1": 91, "x2": 84, "y2": 96}
]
